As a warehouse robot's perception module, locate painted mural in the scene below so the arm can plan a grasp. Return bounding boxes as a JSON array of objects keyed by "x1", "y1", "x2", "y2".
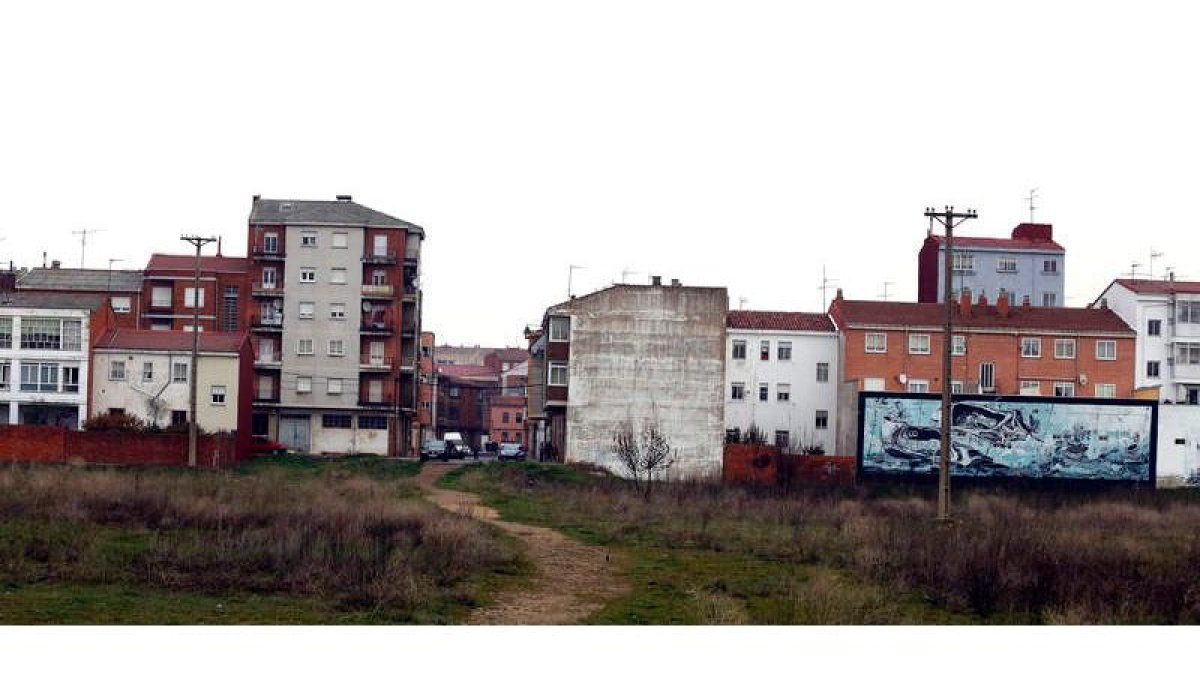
[{"x1": 859, "y1": 394, "x2": 1156, "y2": 482}]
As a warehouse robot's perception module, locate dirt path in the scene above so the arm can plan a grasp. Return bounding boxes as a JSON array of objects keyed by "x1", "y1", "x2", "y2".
[{"x1": 413, "y1": 463, "x2": 626, "y2": 625}]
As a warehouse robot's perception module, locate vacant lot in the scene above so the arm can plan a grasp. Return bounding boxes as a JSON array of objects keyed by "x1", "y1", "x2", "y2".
[
  {"x1": 0, "y1": 457, "x2": 524, "y2": 624},
  {"x1": 443, "y1": 463, "x2": 1200, "y2": 624}
]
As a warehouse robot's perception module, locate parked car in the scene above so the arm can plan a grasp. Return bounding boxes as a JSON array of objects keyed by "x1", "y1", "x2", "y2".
[
  {"x1": 245, "y1": 436, "x2": 288, "y2": 456},
  {"x1": 420, "y1": 439, "x2": 448, "y2": 461},
  {"x1": 498, "y1": 443, "x2": 526, "y2": 461}
]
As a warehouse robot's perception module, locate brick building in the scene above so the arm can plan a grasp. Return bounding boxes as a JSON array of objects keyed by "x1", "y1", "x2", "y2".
[
  {"x1": 141, "y1": 253, "x2": 250, "y2": 332},
  {"x1": 488, "y1": 395, "x2": 526, "y2": 446},
  {"x1": 417, "y1": 331, "x2": 436, "y2": 442},
  {"x1": 16, "y1": 265, "x2": 145, "y2": 329}
]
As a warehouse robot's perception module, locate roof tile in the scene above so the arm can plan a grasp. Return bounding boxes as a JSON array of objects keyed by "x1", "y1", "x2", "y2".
[
  {"x1": 727, "y1": 310, "x2": 835, "y2": 332},
  {"x1": 832, "y1": 299, "x2": 1133, "y2": 334}
]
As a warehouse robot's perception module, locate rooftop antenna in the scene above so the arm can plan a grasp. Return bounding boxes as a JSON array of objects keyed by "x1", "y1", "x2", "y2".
[
  {"x1": 1150, "y1": 250, "x2": 1163, "y2": 279},
  {"x1": 1130, "y1": 262, "x2": 1141, "y2": 279},
  {"x1": 1165, "y1": 266, "x2": 1176, "y2": 281},
  {"x1": 878, "y1": 281, "x2": 894, "y2": 301},
  {"x1": 738, "y1": 296, "x2": 748, "y2": 310},
  {"x1": 567, "y1": 264, "x2": 585, "y2": 298},
  {"x1": 620, "y1": 267, "x2": 639, "y2": 284},
  {"x1": 1025, "y1": 187, "x2": 1039, "y2": 223},
  {"x1": 71, "y1": 228, "x2": 103, "y2": 268},
  {"x1": 817, "y1": 266, "x2": 839, "y2": 308}
]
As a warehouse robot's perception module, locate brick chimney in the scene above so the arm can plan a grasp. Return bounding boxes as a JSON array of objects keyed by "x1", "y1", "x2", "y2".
[
  {"x1": 996, "y1": 291, "x2": 1011, "y2": 318},
  {"x1": 958, "y1": 287, "x2": 972, "y2": 317},
  {"x1": 976, "y1": 291, "x2": 989, "y2": 309},
  {"x1": 1012, "y1": 223, "x2": 1053, "y2": 242},
  {"x1": 1022, "y1": 295, "x2": 1032, "y2": 308}
]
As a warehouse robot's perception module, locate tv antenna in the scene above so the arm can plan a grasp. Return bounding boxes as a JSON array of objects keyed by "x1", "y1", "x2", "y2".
[
  {"x1": 738, "y1": 296, "x2": 749, "y2": 310},
  {"x1": 1025, "y1": 187, "x2": 1039, "y2": 223},
  {"x1": 71, "y1": 228, "x2": 103, "y2": 268},
  {"x1": 1129, "y1": 262, "x2": 1141, "y2": 279},
  {"x1": 817, "y1": 266, "x2": 838, "y2": 308},
  {"x1": 620, "y1": 267, "x2": 639, "y2": 284},
  {"x1": 1150, "y1": 250, "x2": 1163, "y2": 279},
  {"x1": 878, "y1": 281, "x2": 894, "y2": 301},
  {"x1": 567, "y1": 264, "x2": 585, "y2": 298}
]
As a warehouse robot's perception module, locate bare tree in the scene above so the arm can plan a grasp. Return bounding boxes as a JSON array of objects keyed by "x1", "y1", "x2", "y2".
[{"x1": 610, "y1": 420, "x2": 677, "y2": 500}]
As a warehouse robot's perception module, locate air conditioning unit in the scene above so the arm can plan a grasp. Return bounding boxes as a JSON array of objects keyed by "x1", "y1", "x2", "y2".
[
  {"x1": 898, "y1": 374, "x2": 908, "y2": 385},
  {"x1": 1078, "y1": 373, "x2": 1089, "y2": 386}
]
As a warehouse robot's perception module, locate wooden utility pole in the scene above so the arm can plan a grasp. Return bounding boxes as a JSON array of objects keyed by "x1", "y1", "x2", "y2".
[
  {"x1": 180, "y1": 234, "x2": 217, "y2": 467},
  {"x1": 924, "y1": 206, "x2": 976, "y2": 522}
]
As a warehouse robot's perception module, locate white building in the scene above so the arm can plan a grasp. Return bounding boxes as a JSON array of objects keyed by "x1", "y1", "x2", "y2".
[
  {"x1": 725, "y1": 310, "x2": 840, "y2": 454},
  {"x1": 0, "y1": 293, "x2": 103, "y2": 428},
  {"x1": 91, "y1": 330, "x2": 250, "y2": 433},
  {"x1": 1094, "y1": 277, "x2": 1200, "y2": 405}
]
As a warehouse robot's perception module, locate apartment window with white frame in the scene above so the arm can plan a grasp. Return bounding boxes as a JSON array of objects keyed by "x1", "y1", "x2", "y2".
[
  {"x1": 731, "y1": 382, "x2": 745, "y2": 400},
  {"x1": 111, "y1": 297, "x2": 132, "y2": 314},
  {"x1": 0, "y1": 318, "x2": 10, "y2": 349},
  {"x1": 0, "y1": 361, "x2": 9, "y2": 391},
  {"x1": 549, "y1": 317, "x2": 570, "y2": 342},
  {"x1": 151, "y1": 286, "x2": 172, "y2": 307},
  {"x1": 815, "y1": 410, "x2": 829, "y2": 430},
  {"x1": 774, "y1": 430, "x2": 789, "y2": 450},
  {"x1": 1020, "y1": 380, "x2": 1041, "y2": 396},
  {"x1": 327, "y1": 378, "x2": 343, "y2": 395},
  {"x1": 1042, "y1": 292, "x2": 1057, "y2": 306},
  {"x1": 297, "y1": 339, "x2": 314, "y2": 355},
  {"x1": 548, "y1": 362, "x2": 568, "y2": 386},
  {"x1": 109, "y1": 360, "x2": 126, "y2": 381},
  {"x1": 1043, "y1": 259, "x2": 1058, "y2": 274},
  {"x1": 997, "y1": 257, "x2": 1017, "y2": 273},
  {"x1": 1054, "y1": 382, "x2": 1075, "y2": 397},
  {"x1": 301, "y1": 231, "x2": 317, "y2": 247},
  {"x1": 1095, "y1": 383, "x2": 1116, "y2": 398},
  {"x1": 183, "y1": 287, "x2": 205, "y2": 308},
  {"x1": 300, "y1": 268, "x2": 316, "y2": 283},
  {"x1": 299, "y1": 301, "x2": 314, "y2": 319},
  {"x1": 950, "y1": 381, "x2": 964, "y2": 394},
  {"x1": 330, "y1": 268, "x2": 347, "y2": 285},
  {"x1": 758, "y1": 383, "x2": 769, "y2": 401},
  {"x1": 328, "y1": 339, "x2": 345, "y2": 357},
  {"x1": 172, "y1": 362, "x2": 188, "y2": 383},
  {"x1": 909, "y1": 334, "x2": 931, "y2": 355},
  {"x1": 329, "y1": 303, "x2": 346, "y2": 320},
  {"x1": 759, "y1": 341, "x2": 770, "y2": 361},
  {"x1": 262, "y1": 268, "x2": 277, "y2": 288},
  {"x1": 1054, "y1": 339, "x2": 1076, "y2": 359},
  {"x1": 210, "y1": 385, "x2": 226, "y2": 405},
  {"x1": 863, "y1": 378, "x2": 885, "y2": 392},
  {"x1": 776, "y1": 383, "x2": 791, "y2": 401},
  {"x1": 732, "y1": 340, "x2": 746, "y2": 360},
  {"x1": 907, "y1": 380, "x2": 930, "y2": 393},
  {"x1": 865, "y1": 333, "x2": 887, "y2": 353},
  {"x1": 1021, "y1": 337, "x2": 1042, "y2": 358},
  {"x1": 1096, "y1": 340, "x2": 1117, "y2": 360},
  {"x1": 951, "y1": 334, "x2": 966, "y2": 356},
  {"x1": 1147, "y1": 360, "x2": 1161, "y2": 378},
  {"x1": 142, "y1": 362, "x2": 154, "y2": 382},
  {"x1": 297, "y1": 376, "x2": 312, "y2": 394},
  {"x1": 952, "y1": 252, "x2": 974, "y2": 272},
  {"x1": 1179, "y1": 301, "x2": 1200, "y2": 324},
  {"x1": 332, "y1": 232, "x2": 348, "y2": 249},
  {"x1": 816, "y1": 362, "x2": 829, "y2": 382},
  {"x1": 371, "y1": 270, "x2": 387, "y2": 286},
  {"x1": 263, "y1": 233, "x2": 278, "y2": 253},
  {"x1": 1148, "y1": 319, "x2": 1162, "y2": 336},
  {"x1": 777, "y1": 341, "x2": 792, "y2": 360},
  {"x1": 979, "y1": 362, "x2": 996, "y2": 392}
]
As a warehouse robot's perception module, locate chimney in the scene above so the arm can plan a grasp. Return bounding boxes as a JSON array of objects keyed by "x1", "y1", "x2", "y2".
[
  {"x1": 958, "y1": 287, "x2": 972, "y2": 317},
  {"x1": 996, "y1": 291, "x2": 1010, "y2": 318},
  {"x1": 1012, "y1": 223, "x2": 1053, "y2": 242},
  {"x1": 1021, "y1": 295, "x2": 1032, "y2": 307},
  {"x1": 42, "y1": 251, "x2": 47, "y2": 268},
  {"x1": 0, "y1": 270, "x2": 15, "y2": 294},
  {"x1": 1169, "y1": 271, "x2": 1176, "y2": 282},
  {"x1": 1100, "y1": 298, "x2": 1109, "y2": 309},
  {"x1": 216, "y1": 236, "x2": 223, "y2": 257},
  {"x1": 336, "y1": 194, "x2": 353, "y2": 202},
  {"x1": 976, "y1": 291, "x2": 989, "y2": 309},
  {"x1": 835, "y1": 287, "x2": 843, "y2": 301},
  {"x1": 651, "y1": 275, "x2": 662, "y2": 286},
  {"x1": 252, "y1": 194, "x2": 261, "y2": 202},
  {"x1": 51, "y1": 260, "x2": 61, "y2": 270},
  {"x1": 670, "y1": 278, "x2": 680, "y2": 287}
]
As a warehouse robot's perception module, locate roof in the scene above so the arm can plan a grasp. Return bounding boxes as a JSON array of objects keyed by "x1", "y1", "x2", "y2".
[
  {"x1": 17, "y1": 267, "x2": 143, "y2": 293},
  {"x1": 249, "y1": 197, "x2": 424, "y2": 235},
  {"x1": 0, "y1": 292, "x2": 105, "y2": 311},
  {"x1": 727, "y1": 310, "x2": 835, "y2": 333},
  {"x1": 494, "y1": 348, "x2": 530, "y2": 363},
  {"x1": 832, "y1": 299, "x2": 1133, "y2": 335},
  {"x1": 928, "y1": 234, "x2": 1064, "y2": 252},
  {"x1": 437, "y1": 364, "x2": 499, "y2": 380},
  {"x1": 1113, "y1": 278, "x2": 1200, "y2": 295},
  {"x1": 94, "y1": 329, "x2": 247, "y2": 353},
  {"x1": 145, "y1": 254, "x2": 249, "y2": 275},
  {"x1": 490, "y1": 395, "x2": 526, "y2": 407}
]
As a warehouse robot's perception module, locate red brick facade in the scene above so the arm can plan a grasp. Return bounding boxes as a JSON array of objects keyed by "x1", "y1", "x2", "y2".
[{"x1": 0, "y1": 425, "x2": 245, "y2": 469}]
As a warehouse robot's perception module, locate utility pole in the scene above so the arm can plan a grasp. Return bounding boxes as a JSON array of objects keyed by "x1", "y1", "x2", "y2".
[
  {"x1": 180, "y1": 234, "x2": 217, "y2": 467},
  {"x1": 925, "y1": 205, "x2": 977, "y2": 523},
  {"x1": 72, "y1": 229, "x2": 103, "y2": 268}
]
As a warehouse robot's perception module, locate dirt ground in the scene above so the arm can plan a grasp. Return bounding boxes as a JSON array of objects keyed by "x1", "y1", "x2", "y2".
[{"x1": 413, "y1": 463, "x2": 627, "y2": 625}]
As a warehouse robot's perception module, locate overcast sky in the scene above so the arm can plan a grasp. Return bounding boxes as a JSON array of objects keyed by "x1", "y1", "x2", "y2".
[{"x1": 2, "y1": 1, "x2": 1197, "y2": 347}]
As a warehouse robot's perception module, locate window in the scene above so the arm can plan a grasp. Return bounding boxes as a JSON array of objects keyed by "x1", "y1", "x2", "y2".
[
  {"x1": 110, "y1": 360, "x2": 126, "y2": 381},
  {"x1": 759, "y1": 341, "x2": 770, "y2": 361},
  {"x1": 322, "y1": 414, "x2": 352, "y2": 429},
  {"x1": 1043, "y1": 259, "x2": 1058, "y2": 274},
  {"x1": 731, "y1": 382, "x2": 745, "y2": 400},
  {"x1": 1021, "y1": 337, "x2": 1042, "y2": 358},
  {"x1": 0, "y1": 318, "x2": 10, "y2": 348},
  {"x1": 1020, "y1": 380, "x2": 1041, "y2": 396},
  {"x1": 774, "y1": 430, "x2": 790, "y2": 450},
  {"x1": 359, "y1": 416, "x2": 388, "y2": 430},
  {"x1": 1147, "y1": 360, "x2": 1161, "y2": 378},
  {"x1": 263, "y1": 233, "x2": 279, "y2": 253},
  {"x1": 731, "y1": 340, "x2": 746, "y2": 360},
  {"x1": 1180, "y1": 301, "x2": 1200, "y2": 324},
  {"x1": 776, "y1": 383, "x2": 791, "y2": 401},
  {"x1": 301, "y1": 231, "x2": 318, "y2": 247},
  {"x1": 373, "y1": 235, "x2": 388, "y2": 257},
  {"x1": 549, "y1": 316, "x2": 570, "y2": 342},
  {"x1": 815, "y1": 410, "x2": 829, "y2": 430},
  {"x1": 328, "y1": 339, "x2": 345, "y2": 357},
  {"x1": 548, "y1": 362, "x2": 568, "y2": 386},
  {"x1": 907, "y1": 380, "x2": 930, "y2": 393},
  {"x1": 210, "y1": 385, "x2": 227, "y2": 405},
  {"x1": 329, "y1": 303, "x2": 346, "y2": 320},
  {"x1": 1178, "y1": 344, "x2": 1200, "y2": 365},
  {"x1": 142, "y1": 362, "x2": 154, "y2": 382},
  {"x1": 816, "y1": 362, "x2": 829, "y2": 383},
  {"x1": 758, "y1": 383, "x2": 769, "y2": 401},
  {"x1": 300, "y1": 268, "x2": 316, "y2": 283},
  {"x1": 262, "y1": 268, "x2": 278, "y2": 287},
  {"x1": 1095, "y1": 383, "x2": 1116, "y2": 398},
  {"x1": 952, "y1": 252, "x2": 974, "y2": 272},
  {"x1": 1054, "y1": 339, "x2": 1076, "y2": 359},
  {"x1": 297, "y1": 339, "x2": 314, "y2": 355},
  {"x1": 997, "y1": 257, "x2": 1017, "y2": 273},
  {"x1": 332, "y1": 232, "x2": 348, "y2": 249},
  {"x1": 951, "y1": 335, "x2": 966, "y2": 356},
  {"x1": 516, "y1": 413, "x2": 523, "y2": 423},
  {"x1": 1096, "y1": 340, "x2": 1117, "y2": 361},
  {"x1": 298, "y1": 301, "x2": 314, "y2": 319},
  {"x1": 1042, "y1": 292, "x2": 1057, "y2": 307},
  {"x1": 0, "y1": 361, "x2": 9, "y2": 390},
  {"x1": 297, "y1": 376, "x2": 312, "y2": 394},
  {"x1": 865, "y1": 333, "x2": 887, "y2": 353},
  {"x1": 502, "y1": 412, "x2": 511, "y2": 423},
  {"x1": 777, "y1": 341, "x2": 792, "y2": 360},
  {"x1": 1053, "y1": 382, "x2": 1075, "y2": 397},
  {"x1": 151, "y1": 286, "x2": 172, "y2": 307},
  {"x1": 21, "y1": 362, "x2": 59, "y2": 392},
  {"x1": 111, "y1": 297, "x2": 132, "y2": 313},
  {"x1": 171, "y1": 410, "x2": 187, "y2": 426},
  {"x1": 372, "y1": 270, "x2": 387, "y2": 286},
  {"x1": 183, "y1": 287, "x2": 205, "y2": 309},
  {"x1": 1148, "y1": 319, "x2": 1162, "y2": 337},
  {"x1": 979, "y1": 362, "x2": 995, "y2": 392},
  {"x1": 330, "y1": 268, "x2": 347, "y2": 285},
  {"x1": 327, "y1": 378, "x2": 343, "y2": 395},
  {"x1": 20, "y1": 318, "x2": 65, "y2": 350},
  {"x1": 909, "y1": 334, "x2": 931, "y2": 355},
  {"x1": 950, "y1": 381, "x2": 964, "y2": 394},
  {"x1": 863, "y1": 378, "x2": 885, "y2": 392},
  {"x1": 172, "y1": 362, "x2": 188, "y2": 383}
]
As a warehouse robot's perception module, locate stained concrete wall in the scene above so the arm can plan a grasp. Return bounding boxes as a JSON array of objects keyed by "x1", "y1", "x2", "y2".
[{"x1": 561, "y1": 284, "x2": 727, "y2": 480}]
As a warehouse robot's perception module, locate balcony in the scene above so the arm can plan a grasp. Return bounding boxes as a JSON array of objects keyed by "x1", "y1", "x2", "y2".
[
  {"x1": 360, "y1": 320, "x2": 394, "y2": 335},
  {"x1": 254, "y1": 357, "x2": 282, "y2": 370},
  {"x1": 251, "y1": 245, "x2": 285, "y2": 261},
  {"x1": 360, "y1": 356, "x2": 393, "y2": 371},
  {"x1": 403, "y1": 256, "x2": 419, "y2": 268},
  {"x1": 251, "y1": 314, "x2": 285, "y2": 332},
  {"x1": 361, "y1": 249, "x2": 398, "y2": 265},
  {"x1": 400, "y1": 323, "x2": 418, "y2": 339},
  {"x1": 357, "y1": 397, "x2": 395, "y2": 408},
  {"x1": 254, "y1": 393, "x2": 280, "y2": 404},
  {"x1": 251, "y1": 283, "x2": 284, "y2": 297},
  {"x1": 362, "y1": 284, "x2": 394, "y2": 298}
]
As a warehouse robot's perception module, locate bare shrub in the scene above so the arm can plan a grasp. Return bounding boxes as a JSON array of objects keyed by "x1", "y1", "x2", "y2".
[{"x1": 610, "y1": 421, "x2": 678, "y2": 500}]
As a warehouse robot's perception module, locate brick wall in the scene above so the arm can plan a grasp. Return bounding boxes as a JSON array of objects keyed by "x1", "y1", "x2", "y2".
[
  {"x1": 0, "y1": 425, "x2": 244, "y2": 469},
  {"x1": 723, "y1": 443, "x2": 856, "y2": 487}
]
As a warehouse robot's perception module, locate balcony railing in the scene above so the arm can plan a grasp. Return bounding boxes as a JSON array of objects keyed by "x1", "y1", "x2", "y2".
[
  {"x1": 360, "y1": 320, "x2": 394, "y2": 334},
  {"x1": 254, "y1": 357, "x2": 282, "y2": 369},
  {"x1": 254, "y1": 393, "x2": 280, "y2": 403},
  {"x1": 251, "y1": 245, "x2": 285, "y2": 259},
  {"x1": 362, "y1": 284, "x2": 394, "y2": 297},
  {"x1": 357, "y1": 397, "x2": 394, "y2": 408},
  {"x1": 251, "y1": 314, "x2": 285, "y2": 331},
  {"x1": 403, "y1": 256, "x2": 419, "y2": 267},
  {"x1": 361, "y1": 250, "x2": 398, "y2": 265},
  {"x1": 251, "y1": 283, "x2": 284, "y2": 296},
  {"x1": 360, "y1": 357, "x2": 393, "y2": 370}
]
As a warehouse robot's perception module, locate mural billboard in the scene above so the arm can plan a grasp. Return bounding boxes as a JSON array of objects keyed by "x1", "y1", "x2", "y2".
[{"x1": 858, "y1": 393, "x2": 1157, "y2": 483}]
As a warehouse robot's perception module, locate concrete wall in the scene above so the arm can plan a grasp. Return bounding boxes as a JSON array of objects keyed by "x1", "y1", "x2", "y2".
[
  {"x1": 562, "y1": 284, "x2": 727, "y2": 480},
  {"x1": 1157, "y1": 405, "x2": 1200, "y2": 486}
]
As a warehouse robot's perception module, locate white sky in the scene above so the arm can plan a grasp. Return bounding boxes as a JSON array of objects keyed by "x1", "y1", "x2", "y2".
[{"x1": 2, "y1": 1, "x2": 1197, "y2": 347}]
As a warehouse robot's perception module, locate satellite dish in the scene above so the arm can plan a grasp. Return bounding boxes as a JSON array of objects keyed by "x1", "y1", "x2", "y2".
[
  {"x1": 362, "y1": 301, "x2": 372, "y2": 312},
  {"x1": 1078, "y1": 374, "x2": 1089, "y2": 386}
]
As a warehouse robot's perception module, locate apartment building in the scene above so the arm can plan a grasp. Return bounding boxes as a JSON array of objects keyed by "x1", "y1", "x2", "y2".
[
  {"x1": 524, "y1": 326, "x2": 546, "y2": 454},
  {"x1": 91, "y1": 330, "x2": 253, "y2": 445},
  {"x1": 488, "y1": 395, "x2": 526, "y2": 445},
  {"x1": 0, "y1": 293, "x2": 112, "y2": 428},
  {"x1": 1095, "y1": 277, "x2": 1200, "y2": 405},
  {"x1": 246, "y1": 196, "x2": 424, "y2": 455},
  {"x1": 417, "y1": 331, "x2": 436, "y2": 442},
  {"x1": 141, "y1": 253, "x2": 250, "y2": 332},
  {"x1": 724, "y1": 310, "x2": 839, "y2": 454},
  {"x1": 16, "y1": 264, "x2": 145, "y2": 329},
  {"x1": 918, "y1": 222, "x2": 1066, "y2": 306}
]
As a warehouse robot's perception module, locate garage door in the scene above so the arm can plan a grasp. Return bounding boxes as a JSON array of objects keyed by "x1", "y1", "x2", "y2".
[{"x1": 278, "y1": 415, "x2": 311, "y2": 452}]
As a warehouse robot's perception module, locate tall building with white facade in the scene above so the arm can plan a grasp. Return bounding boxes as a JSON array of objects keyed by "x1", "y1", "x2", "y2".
[
  {"x1": 1095, "y1": 277, "x2": 1200, "y2": 405},
  {"x1": 246, "y1": 196, "x2": 424, "y2": 455},
  {"x1": 724, "y1": 310, "x2": 840, "y2": 454}
]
